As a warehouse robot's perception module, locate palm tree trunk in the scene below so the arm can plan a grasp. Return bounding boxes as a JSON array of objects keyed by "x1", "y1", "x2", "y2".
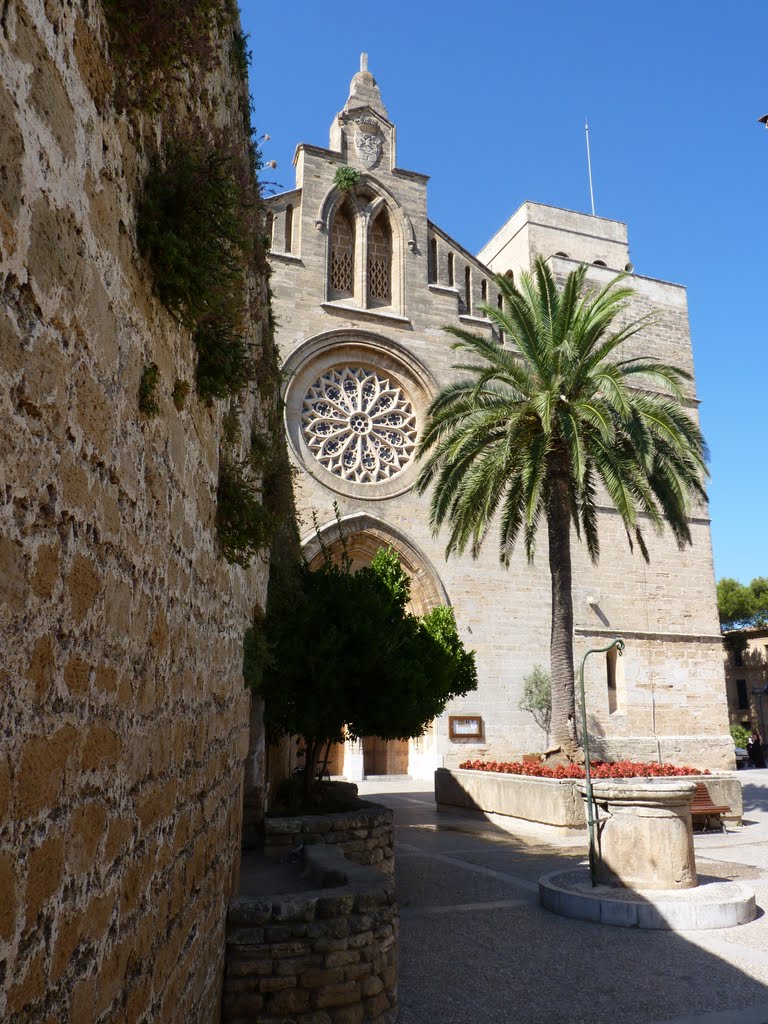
[{"x1": 546, "y1": 458, "x2": 580, "y2": 759}]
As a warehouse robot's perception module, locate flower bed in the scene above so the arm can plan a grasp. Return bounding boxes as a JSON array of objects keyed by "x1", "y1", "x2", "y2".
[
  {"x1": 436, "y1": 766, "x2": 741, "y2": 832},
  {"x1": 459, "y1": 759, "x2": 709, "y2": 779}
]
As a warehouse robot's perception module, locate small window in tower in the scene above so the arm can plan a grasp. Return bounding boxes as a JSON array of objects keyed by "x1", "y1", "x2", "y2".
[
  {"x1": 330, "y1": 201, "x2": 355, "y2": 297},
  {"x1": 554, "y1": 251, "x2": 569, "y2": 258},
  {"x1": 368, "y1": 209, "x2": 392, "y2": 304},
  {"x1": 464, "y1": 267, "x2": 471, "y2": 313},
  {"x1": 429, "y1": 237, "x2": 437, "y2": 284},
  {"x1": 447, "y1": 252, "x2": 454, "y2": 287},
  {"x1": 504, "y1": 269, "x2": 514, "y2": 283},
  {"x1": 481, "y1": 279, "x2": 487, "y2": 302},
  {"x1": 285, "y1": 204, "x2": 294, "y2": 254},
  {"x1": 593, "y1": 259, "x2": 607, "y2": 267}
]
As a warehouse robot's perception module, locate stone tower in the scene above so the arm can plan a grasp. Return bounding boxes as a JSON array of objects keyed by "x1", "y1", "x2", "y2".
[{"x1": 265, "y1": 58, "x2": 732, "y2": 777}]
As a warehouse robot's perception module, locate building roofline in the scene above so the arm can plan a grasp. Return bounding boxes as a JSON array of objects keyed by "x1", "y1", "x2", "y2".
[
  {"x1": 480, "y1": 200, "x2": 628, "y2": 256},
  {"x1": 428, "y1": 220, "x2": 494, "y2": 278},
  {"x1": 264, "y1": 187, "x2": 301, "y2": 204},
  {"x1": 292, "y1": 143, "x2": 429, "y2": 182}
]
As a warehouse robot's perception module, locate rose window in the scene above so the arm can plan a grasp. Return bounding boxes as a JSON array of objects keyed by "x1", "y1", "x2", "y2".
[{"x1": 301, "y1": 366, "x2": 417, "y2": 483}]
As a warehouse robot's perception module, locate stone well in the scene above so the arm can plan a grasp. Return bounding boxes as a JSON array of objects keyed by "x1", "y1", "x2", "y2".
[
  {"x1": 585, "y1": 778, "x2": 698, "y2": 889},
  {"x1": 540, "y1": 778, "x2": 757, "y2": 929}
]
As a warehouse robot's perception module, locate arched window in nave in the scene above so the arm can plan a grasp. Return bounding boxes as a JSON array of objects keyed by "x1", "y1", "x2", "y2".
[{"x1": 330, "y1": 201, "x2": 355, "y2": 298}]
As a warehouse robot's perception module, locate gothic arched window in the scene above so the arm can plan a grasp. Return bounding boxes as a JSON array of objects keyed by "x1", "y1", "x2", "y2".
[
  {"x1": 481, "y1": 279, "x2": 487, "y2": 302},
  {"x1": 429, "y1": 237, "x2": 437, "y2": 284},
  {"x1": 330, "y1": 202, "x2": 355, "y2": 298},
  {"x1": 464, "y1": 266, "x2": 471, "y2": 312},
  {"x1": 368, "y1": 209, "x2": 392, "y2": 305},
  {"x1": 285, "y1": 204, "x2": 294, "y2": 253},
  {"x1": 447, "y1": 252, "x2": 454, "y2": 287}
]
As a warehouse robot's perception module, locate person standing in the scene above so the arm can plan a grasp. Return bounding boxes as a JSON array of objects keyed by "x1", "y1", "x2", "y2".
[{"x1": 747, "y1": 729, "x2": 766, "y2": 768}]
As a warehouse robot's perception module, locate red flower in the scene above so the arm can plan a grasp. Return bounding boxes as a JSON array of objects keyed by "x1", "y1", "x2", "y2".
[{"x1": 459, "y1": 758, "x2": 706, "y2": 779}]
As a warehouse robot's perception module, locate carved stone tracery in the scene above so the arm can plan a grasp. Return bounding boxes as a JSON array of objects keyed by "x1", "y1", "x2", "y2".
[{"x1": 301, "y1": 366, "x2": 417, "y2": 483}]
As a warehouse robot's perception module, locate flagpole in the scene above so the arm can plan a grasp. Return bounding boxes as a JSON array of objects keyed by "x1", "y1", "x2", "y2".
[{"x1": 585, "y1": 119, "x2": 596, "y2": 216}]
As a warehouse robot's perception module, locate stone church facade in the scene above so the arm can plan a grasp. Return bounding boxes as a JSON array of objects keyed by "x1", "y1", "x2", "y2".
[{"x1": 265, "y1": 57, "x2": 732, "y2": 777}]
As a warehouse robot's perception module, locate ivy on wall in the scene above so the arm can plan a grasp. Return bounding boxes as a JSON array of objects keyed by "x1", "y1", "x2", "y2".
[
  {"x1": 137, "y1": 142, "x2": 258, "y2": 403},
  {"x1": 138, "y1": 363, "x2": 160, "y2": 416},
  {"x1": 102, "y1": 0, "x2": 236, "y2": 110},
  {"x1": 106, "y1": 0, "x2": 291, "y2": 573}
]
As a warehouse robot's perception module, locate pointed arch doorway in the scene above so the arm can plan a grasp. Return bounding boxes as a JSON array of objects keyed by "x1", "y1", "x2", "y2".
[{"x1": 302, "y1": 514, "x2": 448, "y2": 780}]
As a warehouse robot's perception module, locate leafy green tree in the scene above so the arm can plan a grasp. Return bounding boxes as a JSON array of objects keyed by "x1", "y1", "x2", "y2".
[
  {"x1": 416, "y1": 257, "x2": 708, "y2": 758},
  {"x1": 519, "y1": 665, "x2": 552, "y2": 745},
  {"x1": 717, "y1": 576, "x2": 768, "y2": 630},
  {"x1": 730, "y1": 723, "x2": 751, "y2": 748},
  {"x1": 257, "y1": 544, "x2": 476, "y2": 799}
]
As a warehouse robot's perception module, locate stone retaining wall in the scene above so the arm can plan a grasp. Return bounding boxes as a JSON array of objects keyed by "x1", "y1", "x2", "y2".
[
  {"x1": 264, "y1": 804, "x2": 395, "y2": 875},
  {"x1": 435, "y1": 768, "x2": 743, "y2": 831},
  {"x1": 223, "y1": 846, "x2": 397, "y2": 1023}
]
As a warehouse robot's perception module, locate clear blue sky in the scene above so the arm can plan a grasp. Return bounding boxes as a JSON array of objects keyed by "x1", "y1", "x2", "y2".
[{"x1": 241, "y1": 1, "x2": 768, "y2": 584}]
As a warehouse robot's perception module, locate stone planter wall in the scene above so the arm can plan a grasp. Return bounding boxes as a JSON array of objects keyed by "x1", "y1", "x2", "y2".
[
  {"x1": 435, "y1": 768, "x2": 743, "y2": 830},
  {"x1": 223, "y1": 846, "x2": 397, "y2": 1024},
  {"x1": 264, "y1": 804, "x2": 395, "y2": 875}
]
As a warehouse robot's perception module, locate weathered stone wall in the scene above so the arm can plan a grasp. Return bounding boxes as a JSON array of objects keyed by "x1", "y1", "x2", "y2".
[
  {"x1": 263, "y1": 805, "x2": 395, "y2": 875},
  {"x1": 224, "y1": 846, "x2": 398, "y2": 1024},
  {"x1": 0, "y1": 3, "x2": 271, "y2": 1020},
  {"x1": 721, "y1": 626, "x2": 768, "y2": 729}
]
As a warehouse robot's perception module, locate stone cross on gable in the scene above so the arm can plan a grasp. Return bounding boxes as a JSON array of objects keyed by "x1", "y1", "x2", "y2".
[{"x1": 360, "y1": 53, "x2": 368, "y2": 73}]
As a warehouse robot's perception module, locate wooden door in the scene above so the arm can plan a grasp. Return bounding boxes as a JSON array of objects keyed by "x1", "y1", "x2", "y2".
[{"x1": 363, "y1": 737, "x2": 409, "y2": 776}]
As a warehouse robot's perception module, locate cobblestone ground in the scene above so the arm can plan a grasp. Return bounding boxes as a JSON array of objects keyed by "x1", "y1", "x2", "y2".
[{"x1": 358, "y1": 772, "x2": 768, "y2": 1024}]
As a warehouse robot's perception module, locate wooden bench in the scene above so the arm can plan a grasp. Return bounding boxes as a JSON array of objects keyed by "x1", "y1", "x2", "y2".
[{"x1": 690, "y1": 782, "x2": 730, "y2": 833}]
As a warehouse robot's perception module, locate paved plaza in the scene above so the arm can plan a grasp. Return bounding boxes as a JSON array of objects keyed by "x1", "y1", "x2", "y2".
[{"x1": 358, "y1": 772, "x2": 768, "y2": 1024}]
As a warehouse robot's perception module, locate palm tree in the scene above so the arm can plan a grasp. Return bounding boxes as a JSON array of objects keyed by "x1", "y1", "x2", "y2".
[{"x1": 416, "y1": 257, "x2": 708, "y2": 758}]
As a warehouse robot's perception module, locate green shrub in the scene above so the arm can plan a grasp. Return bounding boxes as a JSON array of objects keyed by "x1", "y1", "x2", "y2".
[
  {"x1": 221, "y1": 402, "x2": 243, "y2": 446},
  {"x1": 102, "y1": 0, "x2": 228, "y2": 110},
  {"x1": 518, "y1": 665, "x2": 552, "y2": 744},
  {"x1": 138, "y1": 363, "x2": 160, "y2": 416},
  {"x1": 172, "y1": 378, "x2": 190, "y2": 410},
  {"x1": 138, "y1": 141, "x2": 256, "y2": 401},
  {"x1": 730, "y1": 723, "x2": 751, "y2": 748},
  {"x1": 230, "y1": 28, "x2": 251, "y2": 80},
  {"x1": 243, "y1": 613, "x2": 269, "y2": 692},
  {"x1": 193, "y1": 317, "x2": 254, "y2": 402},
  {"x1": 333, "y1": 166, "x2": 361, "y2": 192},
  {"x1": 138, "y1": 143, "x2": 250, "y2": 325}
]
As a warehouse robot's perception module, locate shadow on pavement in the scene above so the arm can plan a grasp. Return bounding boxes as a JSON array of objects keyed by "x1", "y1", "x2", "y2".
[{"x1": 364, "y1": 784, "x2": 768, "y2": 1024}]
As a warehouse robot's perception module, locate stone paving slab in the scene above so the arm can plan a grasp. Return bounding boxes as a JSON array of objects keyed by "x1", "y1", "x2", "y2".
[{"x1": 358, "y1": 774, "x2": 768, "y2": 1024}]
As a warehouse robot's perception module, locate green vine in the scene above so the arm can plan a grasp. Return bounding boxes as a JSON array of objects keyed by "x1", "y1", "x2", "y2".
[
  {"x1": 243, "y1": 610, "x2": 269, "y2": 692},
  {"x1": 230, "y1": 28, "x2": 251, "y2": 81},
  {"x1": 333, "y1": 166, "x2": 361, "y2": 192},
  {"x1": 138, "y1": 140, "x2": 257, "y2": 402},
  {"x1": 216, "y1": 451, "x2": 275, "y2": 568},
  {"x1": 172, "y1": 379, "x2": 191, "y2": 411},
  {"x1": 222, "y1": 402, "x2": 243, "y2": 446},
  {"x1": 138, "y1": 363, "x2": 160, "y2": 416},
  {"x1": 102, "y1": 0, "x2": 232, "y2": 111}
]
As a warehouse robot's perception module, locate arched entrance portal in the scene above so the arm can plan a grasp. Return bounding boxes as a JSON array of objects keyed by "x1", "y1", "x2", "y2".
[{"x1": 302, "y1": 513, "x2": 449, "y2": 780}]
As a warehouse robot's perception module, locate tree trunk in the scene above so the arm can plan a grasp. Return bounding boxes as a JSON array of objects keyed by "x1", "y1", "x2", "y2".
[
  {"x1": 303, "y1": 738, "x2": 320, "y2": 803},
  {"x1": 546, "y1": 458, "x2": 580, "y2": 759}
]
